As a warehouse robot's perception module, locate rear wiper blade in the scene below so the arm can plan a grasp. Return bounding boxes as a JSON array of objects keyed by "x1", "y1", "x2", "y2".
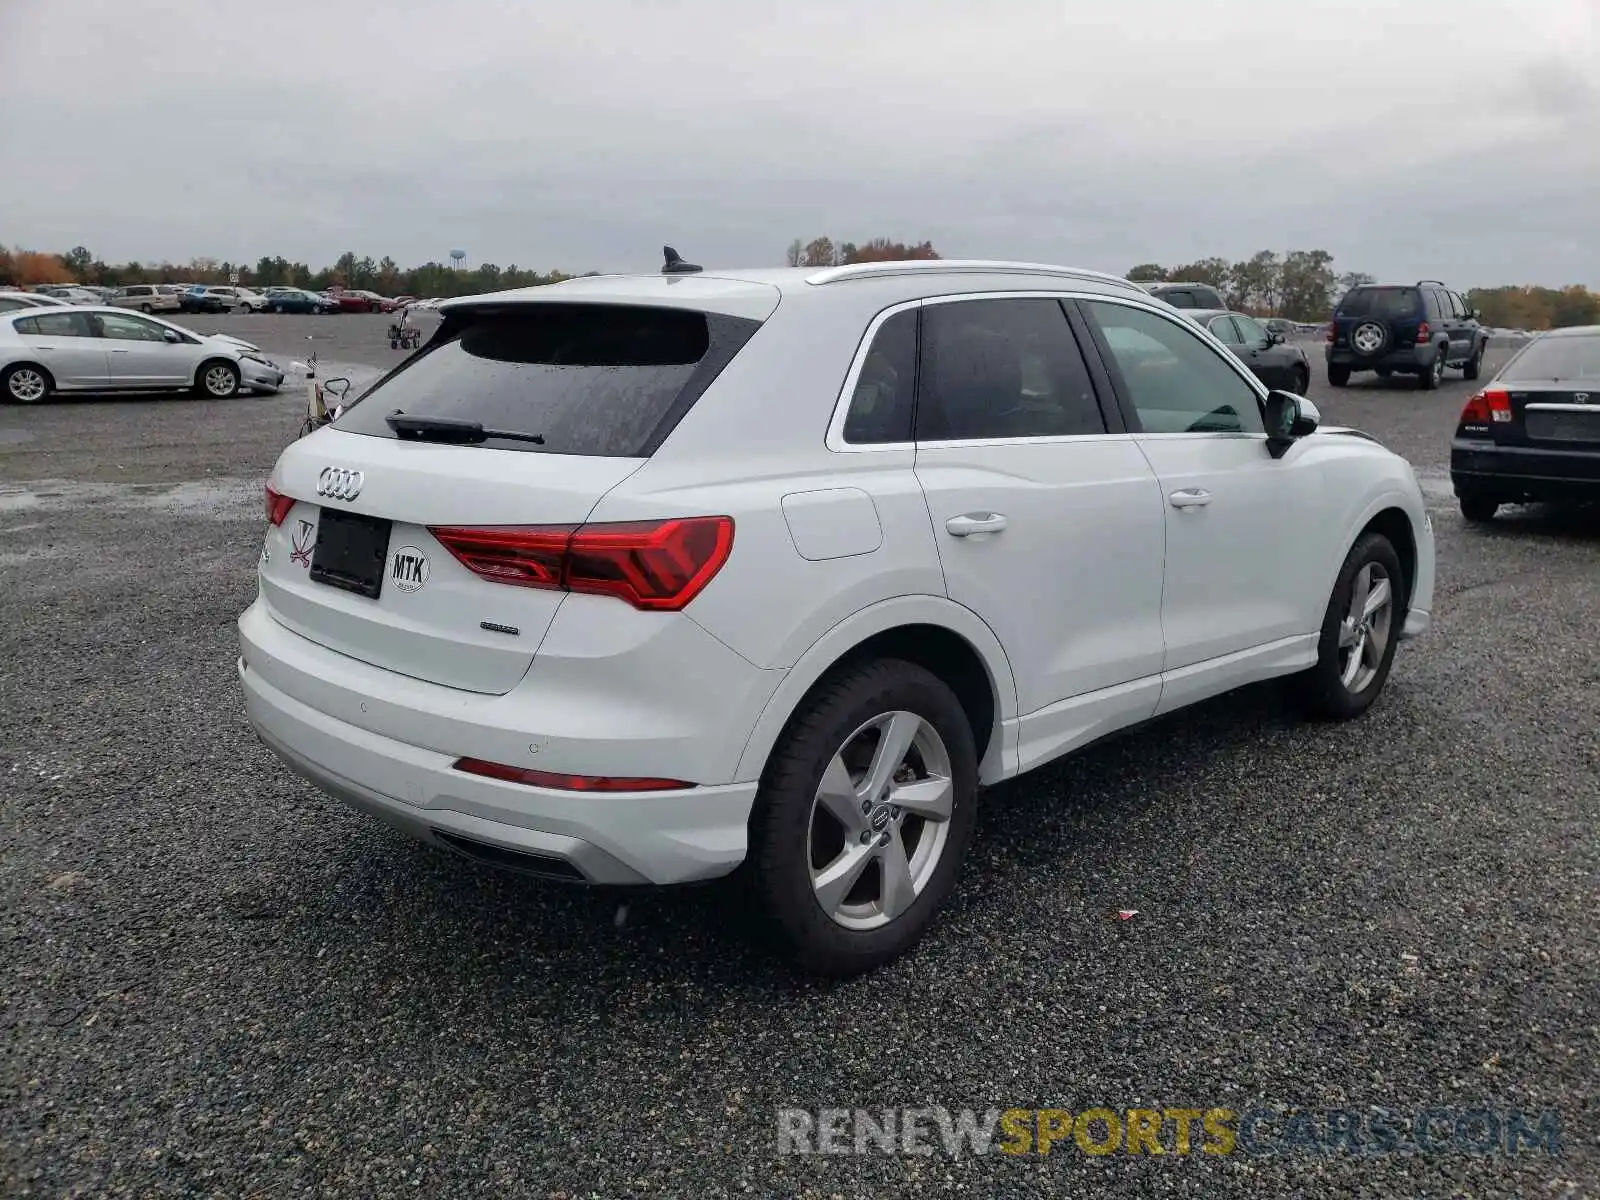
[{"x1": 385, "y1": 411, "x2": 544, "y2": 444}]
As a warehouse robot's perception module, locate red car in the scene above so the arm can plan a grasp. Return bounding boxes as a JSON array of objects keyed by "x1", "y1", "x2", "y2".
[{"x1": 330, "y1": 290, "x2": 393, "y2": 313}]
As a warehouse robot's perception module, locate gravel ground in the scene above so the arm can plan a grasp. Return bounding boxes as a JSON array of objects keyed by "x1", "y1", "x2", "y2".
[{"x1": 2, "y1": 314, "x2": 1596, "y2": 1198}]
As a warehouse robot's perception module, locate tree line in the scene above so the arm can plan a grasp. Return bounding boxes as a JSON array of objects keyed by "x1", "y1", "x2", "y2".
[
  {"x1": 6, "y1": 237, "x2": 1595, "y2": 330},
  {"x1": 0, "y1": 244, "x2": 583, "y2": 298},
  {"x1": 1129, "y1": 252, "x2": 1600, "y2": 330}
]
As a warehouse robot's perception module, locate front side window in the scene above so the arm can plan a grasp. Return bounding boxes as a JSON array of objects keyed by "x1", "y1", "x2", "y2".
[
  {"x1": 842, "y1": 308, "x2": 917, "y2": 444},
  {"x1": 96, "y1": 313, "x2": 170, "y2": 342},
  {"x1": 1234, "y1": 314, "x2": 1270, "y2": 346},
  {"x1": 1206, "y1": 315, "x2": 1242, "y2": 344},
  {"x1": 1083, "y1": 300, "x2": 1264, "y2": 436},
  {"x1": 916, "y1": 298, "x2": 1106, "y2": 441}
]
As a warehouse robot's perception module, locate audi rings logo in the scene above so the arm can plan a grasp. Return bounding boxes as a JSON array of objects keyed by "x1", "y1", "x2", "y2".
[{"x1": 316, "y1": 467, "x2": 364, "y2": 501}]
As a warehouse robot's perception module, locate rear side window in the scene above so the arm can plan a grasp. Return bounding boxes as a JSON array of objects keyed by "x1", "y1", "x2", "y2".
[
  {"x1": 333, "y1": 303, "x2": 761, "y2": 456},
  {"x1": 917, "y1": 298, "x2": 1106, "y2": 441},
  {"x1": 15, "y1": 311, "x2": 94, "y2": 337},
  {"x1": 1338, "y1": 287, "x2": 1419, "y2": 320},
  {"x1": 843, "y1": 308, "x2": 918, "y2": 444}
]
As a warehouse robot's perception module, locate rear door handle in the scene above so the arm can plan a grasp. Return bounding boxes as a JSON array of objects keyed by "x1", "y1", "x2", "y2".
[
  {"x1": 110, "y1": 348, "x2": 130, "y2": 354},
  {"x1": 1168, "y1": 489, "x2": 1212, "y2": 509},
  {"x1": 945, "y1": 512, "x2": 1007, "y2": 537}
]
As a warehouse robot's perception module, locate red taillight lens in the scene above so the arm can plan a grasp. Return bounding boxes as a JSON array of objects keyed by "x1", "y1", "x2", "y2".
[
  {"x1": 1460, "y1": 389, "x2": 1511, "y2": 426},
  {"x1": 265, "y1": 484, "x2": 294, "y2": 526},
  {"x1": 452, "y1": 757, "x2": 693, "y2": 792},
  {"x1": 1416, "y1": 321, "x2": 1431, "y2": 344},
  {"x1": 429, "y1": 516, "x2": 734, "y2": 612}
]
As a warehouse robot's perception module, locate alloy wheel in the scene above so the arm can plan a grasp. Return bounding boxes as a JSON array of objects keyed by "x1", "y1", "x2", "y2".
[
  {"x1": 204, "y1": 365, "x2": 237, "y2": 396},
  {"x1": 8, "y1": 368, "x2": 46, "y2": 402},
  {"x1": 806, "y1": 710, "x2": 954, "y2": 931},
  {"x1": 1337, "y1": 562, "x2": 1394, "y2": 694}
]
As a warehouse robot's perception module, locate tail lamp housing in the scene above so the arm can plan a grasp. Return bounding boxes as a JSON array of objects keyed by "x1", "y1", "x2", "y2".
[
  {"x1": 429, "y1": 515, "x2": 734, "y2": 612},
  {"x1": 265, "y1": 484, "x2": 294, "y2": 526}
]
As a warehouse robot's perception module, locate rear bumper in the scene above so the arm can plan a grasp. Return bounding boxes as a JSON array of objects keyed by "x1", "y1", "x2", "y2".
[
  {"x1": 237, "y1": 596, "x2": 780, "y2": 885},
  {"x1": 240, "y1": 656, "x2": 760, "y2": 885},
  {"x1": 1451, "y1": 440, "x2": 1600, "y2": 499},
  {"x1": 1326, "y1": 343, "x2": 1432, "y2": 371}
]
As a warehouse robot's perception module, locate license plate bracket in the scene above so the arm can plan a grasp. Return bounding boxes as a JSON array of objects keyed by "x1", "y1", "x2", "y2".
[{"x1": 310, "y1": 509, "x2": 392, "y2": 599}]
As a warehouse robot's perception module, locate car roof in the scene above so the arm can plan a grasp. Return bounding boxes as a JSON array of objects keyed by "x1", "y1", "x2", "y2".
[
  {"x1": 443, "y1": 259, "x2": 1154, "y2": 322},
  {"x1": 1180, "y1": 308, "x2": 1234, "y2": 321},
  {"x1": 1537, "y1": 324, "x2": 1600, "y2": 339}
]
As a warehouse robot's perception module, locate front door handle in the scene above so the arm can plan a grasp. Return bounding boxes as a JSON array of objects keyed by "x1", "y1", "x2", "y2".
[
  {"x1": 1168, "y1": 489, "x2": 1212, "y2": 509},
  {"x1": 945, "y1": 512, "x2": 1007, "y2": 537},
  {"x1": 109, "y1": 348, "x2": 131, "y2": 354}
]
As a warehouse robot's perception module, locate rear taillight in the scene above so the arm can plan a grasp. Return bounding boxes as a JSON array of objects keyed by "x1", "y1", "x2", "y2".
[
  {"x1": 429, "y1": 515, "x2": 735, "y2": 612},
  {"x1": 452, "y1": 757, "x2": 694, "y2": 792},
  {"x1": 1460, "y1": 389, "x2": 1511, "y2": 425},
  {"x1": 265, "y1": 484, "x2": 294, "y2": 526},
  {"x1": 1416, "y1": 321, "x2": 1431, "y2": 344}
]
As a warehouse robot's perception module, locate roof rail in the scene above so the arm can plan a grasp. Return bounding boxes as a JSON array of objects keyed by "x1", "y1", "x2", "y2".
[
  {"x1": 804, "y1": 259, "x2": 1148, "y2": 295},
  {"x1": 1416, "y1": 279, "x2": 1446, "y2": 286}
]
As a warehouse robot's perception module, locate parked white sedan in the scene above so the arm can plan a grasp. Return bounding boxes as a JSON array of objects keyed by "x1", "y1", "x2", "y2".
[{"x1": 0, "y1": 306, "x2": 286, "y2": 403}]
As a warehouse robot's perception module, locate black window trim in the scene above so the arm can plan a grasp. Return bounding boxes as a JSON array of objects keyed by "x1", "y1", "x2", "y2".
[
  {"x1": 827, "y1": 290, "x2": 1127, "y2": 451},
  {"x1": 1069, "y1": 294, "x2": 1270, "y2": 439}
]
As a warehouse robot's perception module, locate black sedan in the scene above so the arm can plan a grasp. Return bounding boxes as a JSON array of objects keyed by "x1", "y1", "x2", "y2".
[
  {"x1": 1450, "y1": 324, "x2": 1600, "y2": 522},
  {"x1": 1182, "y1": 308, "x2": 1311, "y2": 394}
]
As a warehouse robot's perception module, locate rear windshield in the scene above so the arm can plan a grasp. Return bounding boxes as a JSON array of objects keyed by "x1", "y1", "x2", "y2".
[
  {"x1": 1338, "y1": 287, "x2": 1419, "y2": 319},
  {"x1": 333, "y1": 303, "x2": 762, "y2": 456},
  {"x1": 1501, "y1": 333, "x2": 1600, "y2": 382}
]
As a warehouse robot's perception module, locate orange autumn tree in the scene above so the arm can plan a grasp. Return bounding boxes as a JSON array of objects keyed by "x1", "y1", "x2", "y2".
[{"x1": 3, "y1": 249, "x2": 76, "y2": 286}]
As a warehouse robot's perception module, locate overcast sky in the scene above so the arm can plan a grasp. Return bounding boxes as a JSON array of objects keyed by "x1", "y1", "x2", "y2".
[{"x1": 2, "y1": 0, "x2": 1596, "y2": 288}]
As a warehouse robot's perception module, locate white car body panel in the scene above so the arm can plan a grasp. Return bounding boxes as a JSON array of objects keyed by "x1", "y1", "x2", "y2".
[{"x1": 239, "y1": 263, "x2": 1435, "y2": 886}]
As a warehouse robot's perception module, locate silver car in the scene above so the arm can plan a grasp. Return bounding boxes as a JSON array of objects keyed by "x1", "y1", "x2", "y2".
[
  {"x1": 0, "y1": 306, "x2": 285, "y2": 403},
  {"x1": 110, "y1": 284, "x2": 183, "y2": 314},
  {"x1": 0, "y1": 292, "x2": 74, "y2": 313}
]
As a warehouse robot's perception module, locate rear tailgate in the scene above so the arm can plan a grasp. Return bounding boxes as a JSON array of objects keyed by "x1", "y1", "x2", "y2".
[
  {"x1": 258, "y1": 290, "x2": 773, "y2": 696},
  {"x1": 263, "y1": 434, "x2": 643, "y2": 694}
]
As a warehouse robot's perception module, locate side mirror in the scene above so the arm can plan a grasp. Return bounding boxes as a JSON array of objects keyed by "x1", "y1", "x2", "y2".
[
  {"x1": 162, "y1": 328, "x2": 180, "y2": 343},
  {"x1": 1267, "y1": 330, "x2": 1285, "y2": 345},
  {"x1": 324, "y1": 377, "x2": 351, "y2": 400},
  {"x1": 1264, "y1": 390, "x2": 1319, "y2": 458},
  {"x1": 1471, "y1": 309, "x2": 1482, "y2": 321}
]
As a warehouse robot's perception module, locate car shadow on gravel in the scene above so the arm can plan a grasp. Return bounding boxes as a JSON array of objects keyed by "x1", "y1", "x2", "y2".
[{"x1": 238, "y1": 675, "x2": 1371, "y2": 1006}]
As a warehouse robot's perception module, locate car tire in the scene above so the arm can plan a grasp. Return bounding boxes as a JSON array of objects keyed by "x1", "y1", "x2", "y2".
[
  {"x1": 3, "y1": 362, "x2": 54, "y2": 405},
  {"x1": 1328, "y1": 364, "x2": 1351, "y2": 387},
  {"x1": 140, "y1": 304, "x2": 153, "y2": 314},
  {"x1": 1417, "y1": 347, "x2": 1446, "y2": 391},
  {"x1": 1287, "y1": 531, "x2": 1405, "y2": 722},
  {"x1": 1463, "y1": 341, "x2": 1485, "y2": 381},
  {"x1": 1290, "y1": 364, "x2": 1309, "y2": 395},
  {"x1": 748, "y1": 658, "x2": 979, "y2": 977},
  {"x1": 1460, "y1": 494, "x2": 1499, "y2": 523},
  {"x1": 194, "y1": 359, "x2": 241, "y2": 399}
]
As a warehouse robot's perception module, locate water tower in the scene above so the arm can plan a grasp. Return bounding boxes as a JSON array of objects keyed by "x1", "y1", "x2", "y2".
[{"x1": 449, "y1": 249, "x2": 466, "y2": 271}]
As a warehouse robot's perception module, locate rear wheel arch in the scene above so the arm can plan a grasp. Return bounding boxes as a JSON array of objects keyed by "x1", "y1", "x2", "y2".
[{"x1": 734, "y1": 603, "x2": 1016, "y2": 786}]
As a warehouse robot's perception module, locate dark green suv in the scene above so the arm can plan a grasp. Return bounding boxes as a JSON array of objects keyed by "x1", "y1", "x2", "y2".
[{"x1": 1325, "y1": 281, "x2": 1488, "y2": 390}]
